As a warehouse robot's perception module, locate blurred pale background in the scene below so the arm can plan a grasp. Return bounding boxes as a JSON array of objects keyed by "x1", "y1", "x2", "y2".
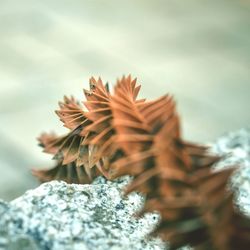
[{"x1": 0, "y1": 0, "x2": 249, "y2": 200}]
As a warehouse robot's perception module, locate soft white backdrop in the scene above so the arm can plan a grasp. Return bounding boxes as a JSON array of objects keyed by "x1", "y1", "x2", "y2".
[{"x1": 0, "y1": 0, "x2": 250, "y2": 200}]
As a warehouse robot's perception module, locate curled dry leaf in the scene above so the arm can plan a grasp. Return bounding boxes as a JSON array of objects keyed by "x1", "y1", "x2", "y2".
[
  {"x1": 55, "y1": 96, "x2": 87, "y2": 130},
  {"x1": 34, "y1": 130, "x2": 98, "y2": 184},
  {"x1": 109, "y1": 93, "x2": 178, "y2": 177},
  {"x1": 33, "y1": 79, "x2": 109, "y2": 183},
  {"x1": 82, "y1": 75, "x2": 145, "y2": 176},
  {"x1": 34, "y1": 76, "x2": 142, "y2": 182},
  {"x1": 32, "y1": 162, "x2": 93, "y2": 184}
]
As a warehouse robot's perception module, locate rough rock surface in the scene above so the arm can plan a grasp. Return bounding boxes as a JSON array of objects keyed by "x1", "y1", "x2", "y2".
[
  {"x1": 0, "y1": 176, "x2": 164, "y2": 250},
  {"x1": 212, "y1": 128, "x2": 250, "y2": 216},
  {"x1": 0, "y1": 128, "x2": 250, "y2": 250}
]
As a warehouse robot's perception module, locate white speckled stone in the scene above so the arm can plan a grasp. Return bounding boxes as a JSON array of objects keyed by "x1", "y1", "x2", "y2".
[
  {"x1": 212, "y1": 128, "x2": 250, "y2": 216},
  {"x1": 0, "y1": 177, "x2": 164, "y2": 250}
]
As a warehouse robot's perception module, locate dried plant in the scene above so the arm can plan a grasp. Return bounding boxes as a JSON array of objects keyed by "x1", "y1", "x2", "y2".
[
  {"x1": 34, "y1": 75, "x2": 250, "y2": 249},
  {"x1": 32, "y1": 131, "x2": 100, "y2": 184},
  {"x1": 34, "y1": 75, "x2": 143, "y2": 182},
  {"x1": 109, "y1": 82, "x2": 250, "y2": 249},
  {"x1": 80, "y1": 76, "x2": 143, "y2": 176},
  {"x1": 33, "y1": 80, "x2": 108, "y2": 183}
]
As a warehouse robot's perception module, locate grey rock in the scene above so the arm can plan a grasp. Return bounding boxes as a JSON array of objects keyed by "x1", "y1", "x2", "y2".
[
  {"x1": 0, "y1": 177, "x2": 164, "y2": 250},
  {"x1": 0, "y1": 201, "x2": 39, "y2": 250},
  {"x1": 212, "y1": 128, "x2": 250, "y2": 216},
  {"x1": 5, "y1": 235, "x2": 39, "y2": 250}
]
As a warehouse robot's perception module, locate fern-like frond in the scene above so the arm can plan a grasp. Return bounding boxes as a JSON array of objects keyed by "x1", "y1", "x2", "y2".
[
  {"x1": 55, "y1": 96, "x2": 88, "y2": 130},
  {"x1": 32, "y1": 161, "x2": 98, "y2": 184}
]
